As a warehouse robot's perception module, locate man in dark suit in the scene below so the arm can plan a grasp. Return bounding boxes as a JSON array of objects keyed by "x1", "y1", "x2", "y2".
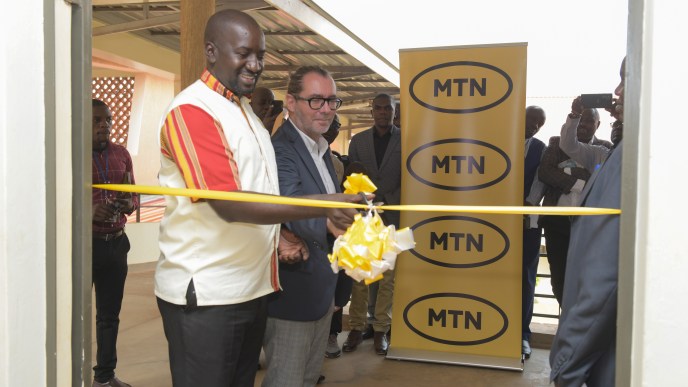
[
  {"x1": 522, "y1": 105, "x2": 547, "y2": 359},
  {"x1": 538, "y1": 108, "x2": 611, "y2": 305},
  {"x1": 263, "y1": 65, "x2": 344, "y2": 387},
  {"x1": 549, "y1": 58, "x2": 625, "y2": 387},
  {"x1": 343, "y1": 93, "x2": 401, "y2": 356}
]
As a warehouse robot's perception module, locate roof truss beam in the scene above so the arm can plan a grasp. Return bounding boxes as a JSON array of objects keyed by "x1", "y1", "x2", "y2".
[
  {"x1": 266, "y1": 0, "x2": 399, "y2": 86},
  {"x1": 93, "y1": 0, "x2": 269, "y2": 36}
]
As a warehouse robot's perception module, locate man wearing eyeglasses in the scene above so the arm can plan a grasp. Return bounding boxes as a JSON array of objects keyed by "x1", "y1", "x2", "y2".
[
  {"x1": 343, "y1": 93, "x2": 401, "y2": 356},
  {"x1": 263, "y1": 66, "x2": 347, "y2": 387}
]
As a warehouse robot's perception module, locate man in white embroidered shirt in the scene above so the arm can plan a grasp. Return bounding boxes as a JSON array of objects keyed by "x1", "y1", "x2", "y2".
[{"x1": 155, "y1": 10, "x2": 360, "y2": 387}]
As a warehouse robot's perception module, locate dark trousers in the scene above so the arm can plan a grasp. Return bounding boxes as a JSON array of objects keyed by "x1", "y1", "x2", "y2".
[
  {"x1": 157, "y1": 294, "x2": 268, "y2": 387},
  {"x1": 330, "y1": 270, "x2": 353, "y2": 335},
  {"x1": 92, "y1": 233, "x2": 130, "y2": 383},
  {"x1": 542, "y1": 216, "x2": 571, "y2": 306},
  {"x1": 522, "y1": 227, "x2": 541, "y2": 341}
]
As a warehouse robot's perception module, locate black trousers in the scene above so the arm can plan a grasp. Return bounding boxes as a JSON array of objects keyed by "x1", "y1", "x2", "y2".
[
  {"x1": 330, "y1": 270, "x2": 353, "y2": 335},
  {"x1": 542, "y1": 215, "x2": 571, "y2": 305},
  {"x1": 157, "y1": 294, "x2": 268, "y2": 387},
  {"x1": 92, "y1": 233, "x2": 130, "y2": 382}
]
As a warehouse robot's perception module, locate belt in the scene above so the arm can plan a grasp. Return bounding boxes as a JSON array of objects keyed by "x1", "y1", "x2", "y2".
[{"x1": 93, "y1": 229, "x2": 124, "y2": 241}]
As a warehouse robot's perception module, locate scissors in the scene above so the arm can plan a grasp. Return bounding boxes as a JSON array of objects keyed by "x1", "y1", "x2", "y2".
[{"x1": 359, "y1": 192, "x2": 384, "y2": 214}]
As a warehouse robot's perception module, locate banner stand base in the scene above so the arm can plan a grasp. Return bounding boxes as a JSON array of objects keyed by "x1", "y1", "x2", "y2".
[{"x1": 386, "y1": 347, "x2": 524, "y2": 372}]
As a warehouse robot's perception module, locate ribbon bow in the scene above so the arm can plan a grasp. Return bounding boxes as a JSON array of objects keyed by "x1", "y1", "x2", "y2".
[{"x1": 329, "y1": 174, "x2": 415, "y2": 284}]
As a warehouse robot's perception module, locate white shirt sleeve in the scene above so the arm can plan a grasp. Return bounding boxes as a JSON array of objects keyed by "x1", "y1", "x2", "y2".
[{"x1": 559, "y1": 116, "x2": 609, "y2": 173}]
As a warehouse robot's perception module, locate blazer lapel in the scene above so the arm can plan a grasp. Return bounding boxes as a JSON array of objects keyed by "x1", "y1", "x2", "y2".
[
  {"x1": 284, "y1": 121, "x2": 328, "y2": 194},
  {"x1": 323, "y1": 149, "x2": 341, "y2": 193}
]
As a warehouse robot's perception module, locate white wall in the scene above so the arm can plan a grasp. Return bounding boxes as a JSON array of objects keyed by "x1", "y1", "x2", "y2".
[
  {"x1": 631, "y1": 1, "x2": 688, "y2": 385},
  {"x1": 126, "y1": 223, "x2": 161, "y2": 264},
  {"x1": 0, "y1": 0, "x2": 47, "y2": 385}
]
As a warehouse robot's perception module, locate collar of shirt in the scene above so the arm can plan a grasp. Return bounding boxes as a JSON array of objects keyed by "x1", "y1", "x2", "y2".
[
  {"x1": 373, "y1": 127, "x2": 393, "y2": 139},
  {"x1": 201, "y1": 69, "x2": 241, "y2": 104},
  {"x1": 291, "y1": 120, "x2": 330, "y2": 159},
  {"x1": 290, "y1": 119, "x2": 336, "y2": 194}
]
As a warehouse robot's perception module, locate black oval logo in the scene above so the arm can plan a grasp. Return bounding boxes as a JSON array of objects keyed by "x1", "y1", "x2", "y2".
[
  {"x1": 409, "y1": 61, "x2": 513, "y2": 114},
  {"x1": 406, "y1": 138, "x2": 511, "y2": 191},
  {"x1": 410, "y1": 216, "x2": 510, "y2": 268},
  {"x1": 403, "y1": 293, "x2": 508, "y2": 345}
]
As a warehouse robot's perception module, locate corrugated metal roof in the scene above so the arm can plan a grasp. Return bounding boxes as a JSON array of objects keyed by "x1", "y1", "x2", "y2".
[{"x1": 93, "y1": 0, "x2": 400, "y2": 130}]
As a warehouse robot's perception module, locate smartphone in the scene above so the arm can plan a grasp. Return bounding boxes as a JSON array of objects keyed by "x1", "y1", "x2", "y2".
[
  {"x1": 580, "y1": 93, "x2": 613, "y2": 109},
  {"x1": 271, "y1": 100, "x2": 284, "y2": 116}
]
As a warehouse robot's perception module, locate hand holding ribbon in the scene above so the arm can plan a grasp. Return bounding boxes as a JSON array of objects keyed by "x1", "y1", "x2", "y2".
[{"x1": 329, "y1": 174, "x2": 415, "y2": 284}]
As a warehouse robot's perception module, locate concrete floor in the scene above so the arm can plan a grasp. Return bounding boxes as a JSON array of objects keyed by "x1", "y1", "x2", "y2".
[{"x1": 93, "y1": 263, "x2": 553, "y2": 386}]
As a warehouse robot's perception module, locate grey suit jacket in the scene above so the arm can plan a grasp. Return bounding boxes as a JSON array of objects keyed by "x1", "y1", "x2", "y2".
[
  {"x1": 347, "y1": 125, "x2": 402, "y2": 227},
  {"x1": 268, "y1": 119, "x2": 339, "y2": 321},
  {"x1": 549, "y1": 141, "x2": 622, "y2": 387}
]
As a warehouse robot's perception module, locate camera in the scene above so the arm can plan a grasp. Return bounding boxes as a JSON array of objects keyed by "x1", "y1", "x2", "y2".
[{"x1": 580, "y1": 93, "x2": 613, "y2": 109}]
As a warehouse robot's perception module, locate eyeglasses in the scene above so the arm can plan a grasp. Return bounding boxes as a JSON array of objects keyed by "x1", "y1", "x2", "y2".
[{"x1": 292, "y1": 95, "x2": 343, "y2": 110}]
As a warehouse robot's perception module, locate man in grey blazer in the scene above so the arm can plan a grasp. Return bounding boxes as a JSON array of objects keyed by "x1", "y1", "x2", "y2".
[
  {"x1": 549, "y1": 58, "x2": 625, "y2": 387},
  {"x1": 343, "y1": 93, "x2": 401, "y2": 355},
  {"x1": 263, "y1": 66, "x2": 347, "y2": 387}
]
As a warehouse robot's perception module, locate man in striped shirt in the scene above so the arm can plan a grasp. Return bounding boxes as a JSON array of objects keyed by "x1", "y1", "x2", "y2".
[
  {"x1": 91, "y1": 98, "x2": 138, "y2": 387},
  {"x1": 154, "y1": 10, "x2": 361, "y2": 387}
]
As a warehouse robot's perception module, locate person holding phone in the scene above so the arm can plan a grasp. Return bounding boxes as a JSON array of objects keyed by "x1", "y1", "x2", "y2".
[
  {"x1": 91, "y1": 98, "x2": 138, "y2": 387},
  {"x1": 538, "y1": 105, "x2": 611, "y2": 307},
  {"x1": 558, "y1": 96, "x2": 622, "y2": 173}
]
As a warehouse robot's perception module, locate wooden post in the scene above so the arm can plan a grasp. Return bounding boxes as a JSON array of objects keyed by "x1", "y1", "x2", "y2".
[{"x1": 180, "y1": 0, "x2": 215, "y2": 89}]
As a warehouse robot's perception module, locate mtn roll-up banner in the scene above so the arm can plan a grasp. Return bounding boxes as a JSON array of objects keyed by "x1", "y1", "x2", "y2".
[{"x1": 388, "y1": 43, "x2": 526, "y2": 370}]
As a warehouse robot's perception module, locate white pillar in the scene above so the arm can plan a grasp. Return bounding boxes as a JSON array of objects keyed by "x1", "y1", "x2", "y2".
[
  {"x1": 127, "y1": 73, "x2": 175, "y2": 186},
  {"x1": 629, "y1": 1, "x2": 688, "y2": 385}
]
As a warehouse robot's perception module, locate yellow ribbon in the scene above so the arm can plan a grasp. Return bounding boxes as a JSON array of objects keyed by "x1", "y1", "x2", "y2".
[
  {"x1": 94, "y1": 184, "x2": 366, "y2": 209},
  {"x1": 96, "y1": 173, "x2": 620, "y2": 284},
  {"x1": 343, "y1": 173, "x2": 377, "y2": 195},
  {"x1": 93, "y1": 184, "x2": 621, "y2": 216}
]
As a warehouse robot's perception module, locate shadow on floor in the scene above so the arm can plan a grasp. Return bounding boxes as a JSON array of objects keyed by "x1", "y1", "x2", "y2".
[{"x1": 93, "y1": 263, "x2": 553, "y2": 386}]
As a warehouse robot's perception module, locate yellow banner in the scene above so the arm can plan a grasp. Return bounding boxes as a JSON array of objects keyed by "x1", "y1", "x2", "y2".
[{"x1": 389, "y1": 43, "x2": 528, "y2": 370}]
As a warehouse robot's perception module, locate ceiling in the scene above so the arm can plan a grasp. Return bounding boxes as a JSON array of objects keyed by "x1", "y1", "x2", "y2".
[{"x1": 92, "y1": 0, "x2": 400, "y2": 130}]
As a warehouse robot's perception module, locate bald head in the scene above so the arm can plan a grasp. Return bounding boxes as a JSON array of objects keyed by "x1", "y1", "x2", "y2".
[
  {"x1": 204, "y1": 10, "x2": 265, "y2": 96},
  {"x1": 250, "y1": 87, "x2": 275, "y2": 119},
  {"x1": 204, "y1": 9, "x2": 261, "y2": 44},
  {"x1": 525, "y1": 105, "x2": 546, "y2": 139}
]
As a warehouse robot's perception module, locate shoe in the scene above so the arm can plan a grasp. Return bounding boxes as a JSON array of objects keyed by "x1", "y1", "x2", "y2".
[
  {"x1": 522, "y1": 339, "x2": 532, "y2": 359},
  {"x1": 342, "y1": 330, "x2": 363, "y2": 352},
  {"x1": 325, "y1": 333, "x2": 341, "y2": 358},
  {"x1": 374, "y1": 331, "x2": 389, "y2": 355},
  {"x1": 361, "y1": 325, "x2": 375, "y2": 340},
  {"x1": 92, "y1": 376, "x2": 132, "y2": 387}
]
